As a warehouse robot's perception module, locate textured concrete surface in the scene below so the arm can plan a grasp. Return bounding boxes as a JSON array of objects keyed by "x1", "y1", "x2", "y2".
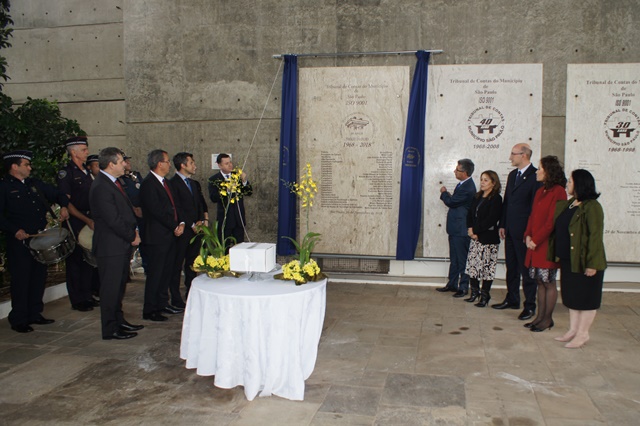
[
  {"x1": 1, "y1": 275, "x2": 639, "y2": 425},
  {"x1": 4, "y1": 1, "x2": 639, "y2": 244}
]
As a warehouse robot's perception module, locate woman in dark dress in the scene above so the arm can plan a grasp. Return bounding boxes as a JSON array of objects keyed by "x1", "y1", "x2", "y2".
[
  {"x1": 548, "y1": 169, "x2": 606, "y2": 349},
  {"x1": 464, "y1": 170, "x2": 502, "y2": 307}
]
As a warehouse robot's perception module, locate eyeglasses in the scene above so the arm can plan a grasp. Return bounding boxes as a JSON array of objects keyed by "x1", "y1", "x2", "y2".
[
  {"x1": 159, "y1": 160, "x2": 171, "y2": 164},
  {"x1": 510, "y1": 152, "x2": 524, "y2": 156},
  {"x1": 454, "y1": 168, "x2": 465, "y2": 173}
]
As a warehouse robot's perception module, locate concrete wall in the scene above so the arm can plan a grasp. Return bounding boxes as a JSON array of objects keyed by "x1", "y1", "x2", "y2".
[
  {"x1": 4, "y1": 0, "x2": 640, "y2": 246},
  {"x1": 3, "y1": 0, "x2": 125, "y2": 151}
]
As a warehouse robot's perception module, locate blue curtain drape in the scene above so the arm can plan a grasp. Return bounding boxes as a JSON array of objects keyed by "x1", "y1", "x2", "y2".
[
  {"x1": 396, "y1": 51, "x2": 430, "y2": 260},
  {"x1": 277, "y1": 55, "x2": 298, "y2": 256}
]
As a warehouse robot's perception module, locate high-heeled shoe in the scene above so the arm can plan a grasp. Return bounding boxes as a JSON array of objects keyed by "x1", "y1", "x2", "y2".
[
  {"x1": 523, "y1": 321, "x2": 538, "y2": 329},
  {"x1": 474, "y1": 290, "x2": 491, "y2": 307},
  {"x1": 565, "y1": 335, "x2": 589, "y2": 348},
  {"x1": 464, "y1": 290, "x2": 479, "y2": 303},
  {"x1": 530, "y1": 320, "x2": 554, "y2": 332},
  {"x1": 554, "y1": 333, "x2": 576, "y2": 342}
]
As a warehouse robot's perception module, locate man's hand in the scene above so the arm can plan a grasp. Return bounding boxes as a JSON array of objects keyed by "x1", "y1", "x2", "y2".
[
  {"x1": 15, "y1": 229, "x2": 29, "y2": 241},
  {"x1": 133, "y1": 207, "x2": 143, "y2": 218},
  {"x1": 499, "y1": 228, "x2": 506, "y2": 240},
  {"x1": 584, "y1": 268, "x2": 597, "y2": 277},
  {"x1": 132, "y1": 230, "x2": 141, "y2": 247},
  {"x1": 440, "y1": 186, "x2": 447, "y2": 194},
  {"x1": 87, "y1": 219, "x2": 95, "y2": 231},
  {"x1": 59, "y1": 207, "x2": 70, "y2": 221},
  {"x1": 174, "y1": 223, "x2": 185, "y2": 237}
]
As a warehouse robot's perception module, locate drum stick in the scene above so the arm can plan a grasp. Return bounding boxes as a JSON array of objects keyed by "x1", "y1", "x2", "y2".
[{"x1": 27, "y1": 234, "x2": 50, "y2": 238}]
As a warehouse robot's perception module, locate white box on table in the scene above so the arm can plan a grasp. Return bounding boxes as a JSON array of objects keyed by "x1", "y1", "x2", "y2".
[{"x1": 229, "y1": 242, "x2": 276, "y2": 273}]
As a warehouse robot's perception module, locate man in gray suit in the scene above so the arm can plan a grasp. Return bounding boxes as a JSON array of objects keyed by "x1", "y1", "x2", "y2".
[{"x1": 437, "y1": 159, "x2": 477, "y2": 297}]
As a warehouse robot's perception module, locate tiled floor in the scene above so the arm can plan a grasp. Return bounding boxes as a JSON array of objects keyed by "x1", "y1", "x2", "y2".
[{"x1": 1, "y1": 276, "x2": 639, "y2": 425}]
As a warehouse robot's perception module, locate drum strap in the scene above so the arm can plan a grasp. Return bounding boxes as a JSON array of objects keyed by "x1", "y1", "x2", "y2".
[{"x1": 30, "y1": 184, "x2": 60, "y2": 221}]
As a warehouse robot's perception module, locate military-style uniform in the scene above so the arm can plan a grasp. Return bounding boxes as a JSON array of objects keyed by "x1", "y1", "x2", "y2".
[
  {"x1": 57, "y1": 153, "x2": 95, "y2": 309},
  {"x1": 120, "y1": 169, "x2": 147, "y2": 273},
  {"x1": 0, "y1": 172, "x2": 69, "y2": 328}
]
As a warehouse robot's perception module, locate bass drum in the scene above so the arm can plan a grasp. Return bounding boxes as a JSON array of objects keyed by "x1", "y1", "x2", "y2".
[
  {"x1": 78, "y1": 225, "x2": 97, "y2": 268},
  {"x1": 27, "y1": 228, "x2": 76, "y2": 265}
]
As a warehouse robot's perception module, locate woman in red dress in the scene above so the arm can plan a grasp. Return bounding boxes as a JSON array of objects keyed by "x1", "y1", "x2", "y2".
[{"x1": 523, "y1": 156, "x2": 567, "y2": 332}]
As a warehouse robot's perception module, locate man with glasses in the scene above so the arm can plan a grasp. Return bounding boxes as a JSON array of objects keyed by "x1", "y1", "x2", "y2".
[
  {"x1": 437, "y1": 159, "x2": 476, "y2": 297},
  {"x1": 492, "y1": 143, "x2": 542, "y2": 321}
]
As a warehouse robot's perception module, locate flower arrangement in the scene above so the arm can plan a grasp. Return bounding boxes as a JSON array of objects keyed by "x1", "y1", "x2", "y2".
[
  {"x1": 191, "y1": 221, "x2": 233, "y2": 278},
  {"x1": 276, "y1": 163, "x2": 325, "y2": 285},
  {"x1": 191, "y1": 168, "x2": 250, "y2": 279}
]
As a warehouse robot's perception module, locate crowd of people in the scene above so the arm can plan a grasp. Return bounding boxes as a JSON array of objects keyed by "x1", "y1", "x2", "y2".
[
  {"x1": 1, "y1": 137, "x2": 607, "y2": 348},
  {"x1": 438, "y1": 143, "x2": 606, "y2": 349},
  {"x1": 0, "y1": 138, "x2": 251, "y2": 340}
]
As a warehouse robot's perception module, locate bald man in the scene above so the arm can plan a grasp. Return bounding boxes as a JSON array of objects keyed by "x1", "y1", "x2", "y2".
[{"x1": 492, "y1": 143, "x2": 542, "y2": 321}]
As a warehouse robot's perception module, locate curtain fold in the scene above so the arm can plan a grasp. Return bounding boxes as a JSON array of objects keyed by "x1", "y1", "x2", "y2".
[
  {"x1": 396, "y1": 51, "x2": 430, "y2": 260},
  {"x1": 277, "y1": 55, "x2": 298, "y2": 256}
]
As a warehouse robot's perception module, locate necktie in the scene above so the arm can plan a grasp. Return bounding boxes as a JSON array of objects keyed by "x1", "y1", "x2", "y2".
[
  {"x1": 115, "y1": 179, "x2": 126, "y2": 196},
  {"x1": 515, "y1": 170, "x2": 522, "y2": 183},
  {"x1": 184, "y1": 178, "x2": 193, "y2": 193},
  {"x1": 455, "y1": 182, "x2": 461, "y2": 191},
  {"x1": 162, "y1": 179, "x2": 178, "y2": 221}
]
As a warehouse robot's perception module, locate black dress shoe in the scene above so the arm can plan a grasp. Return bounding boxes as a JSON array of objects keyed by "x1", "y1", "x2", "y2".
[
  {"x1": 30, "y1": 316, "x2": 55, "y2": 325},
  {"x1": 89, "y1": 297, "x2": 100, "y2": 307},
  {"x1": 120, "y1": 321, "x2": 145, "y2": 332},
  {"x1": 491, "y1": 300, "x2": 520, "y2": 310},
  {"x1": 453, "y1": 290, "x2": 468, "y2": 298},
  {"x1": 11, "y1": 324, "x2": 34, "y2": 333},
  {"x1": 103, "y1": 330, "x2": 138, "y2": 340},
  {"x1": 530, "y1": 320, "x2": 554, "y2": 332},
  {"x1": 72, "y1": 302, "x2": 94, "y2": 312},
  {"x1": 143, "y1": 312, "x2": 168, "y2": 322},
  {"x1": 436, "y1": 286, "x2": 456, "y2": 293},
  {"x1": 162, "y1": 305, "x2": 184, "y2": 314},
  {"x1": 171, "y1": 301, "x2": 186, "y2": 309},
  {"x1": 518, "y1": 309, "x2": 535, "y2": 320}
]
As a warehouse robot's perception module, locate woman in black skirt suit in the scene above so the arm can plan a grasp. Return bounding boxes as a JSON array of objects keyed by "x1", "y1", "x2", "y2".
[
  {"x1": 464, "y1": 170, "x2": 502, "y2": 307},
  {"x1": 548, "y1": 169, "x2": 606, "y2": 348}
]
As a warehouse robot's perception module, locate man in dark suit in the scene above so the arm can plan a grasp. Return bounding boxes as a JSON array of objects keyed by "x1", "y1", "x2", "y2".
[
  {"x1": 139, "y1": 149, "x2": 185, "y2": 321},
  {"x1": 169, "y1": 152, "x2": 209, "y2": 306},
  {"x1": 89, "y1": 147, "x2": 143, "y2": 340},
  {"x1": 437, "y1": 159, "x2": 477, "y2": 297},
  {"x1": 492, "y1": 143, "x2": 542, "y2": 320},
  {"x1": 208, "y1": 153, "x2": 252, "y2": 250}
]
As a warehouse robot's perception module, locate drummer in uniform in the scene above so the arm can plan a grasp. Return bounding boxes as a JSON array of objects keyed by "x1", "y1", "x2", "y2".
[
  {"x1": 57, "y1": 136, "x2": 96, "y2": 311},
  {"x1": 119, "y1": 153, "x2": 147, "y2": 274},
  {"x1": 0, "y1": 150, "x2": 70, "y2": 333}
]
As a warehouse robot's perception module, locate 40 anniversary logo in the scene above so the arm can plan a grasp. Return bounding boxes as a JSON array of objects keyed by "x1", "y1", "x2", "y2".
[
  {"x1": 467, "y1": 105, "x2": 505, "y2": 143},
  {"x1": 604, "y1": 108, "x2": 639, "y2": 146}
]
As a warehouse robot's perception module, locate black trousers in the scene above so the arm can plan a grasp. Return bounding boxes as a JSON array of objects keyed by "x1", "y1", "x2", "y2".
[
  {"x1": 504, "y1": 231, "x2": 537, "y2": 311},
  {"x1": 6, "y1": 239, "x2": 47, "y2": 327},
  {"x1": 170, "y1": 233, "x2": 200, "y2": 305},
  {"x1": 97, "y1": 252, "x2": 130, "y2": 337},
  {"x1": 65, "y1": 245, "x2": 94, "y2": 305},
  {"x1": 143, "y1": 241, "x2": 176, "y2": 315}
]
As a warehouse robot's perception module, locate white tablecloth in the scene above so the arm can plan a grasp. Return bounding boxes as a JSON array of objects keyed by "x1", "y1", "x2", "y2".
[{"x1": 180, "y1": 271, "x2": 327, "y2": 401}]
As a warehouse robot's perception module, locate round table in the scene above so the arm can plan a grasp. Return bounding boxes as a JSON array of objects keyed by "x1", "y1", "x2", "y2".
[{"x1": 180, "y1": 271, "x2": 327, "y2": 401}]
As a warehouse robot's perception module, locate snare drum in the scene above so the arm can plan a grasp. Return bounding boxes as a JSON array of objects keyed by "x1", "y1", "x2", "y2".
[
  {"x1": 27, "y1": 228, "x2": 76, "y2": 265},
  {"x1": 78, "y1": 225, "x2": 97, "y2": 268}
]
